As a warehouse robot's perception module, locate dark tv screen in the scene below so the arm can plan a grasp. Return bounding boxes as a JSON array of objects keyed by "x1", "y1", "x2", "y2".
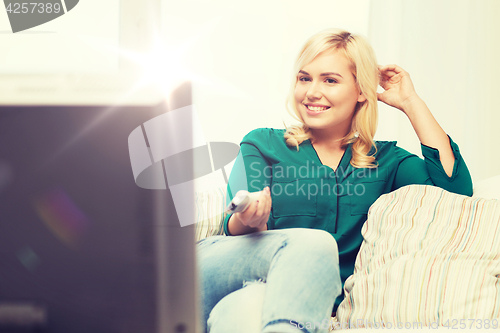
[{"x1": 0, "y1": 104, "x2": 168, "y2": 333}]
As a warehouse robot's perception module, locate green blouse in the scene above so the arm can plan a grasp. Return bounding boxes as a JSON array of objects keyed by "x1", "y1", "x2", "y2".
[{"x1": 222, "y1": 128, "x2": 473, "y2": 308}]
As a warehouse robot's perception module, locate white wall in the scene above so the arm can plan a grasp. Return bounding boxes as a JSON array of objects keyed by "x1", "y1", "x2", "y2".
[
  {"x1": 161, "y1": 0, "x2": 371, "y2": 146},
  {"x1": 369, "y1": 0, "x2": 500, "y2": 182},
  {"x1": 0, "y1": 0, "x2": 119, "y2": 73}
]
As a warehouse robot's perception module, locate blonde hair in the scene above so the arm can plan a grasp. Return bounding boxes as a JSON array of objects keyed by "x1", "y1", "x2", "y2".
[{"x1": 284, "y1": 28, "x2": 379, "y2": 168}]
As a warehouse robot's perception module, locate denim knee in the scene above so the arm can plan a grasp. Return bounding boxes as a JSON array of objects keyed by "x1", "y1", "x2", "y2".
[
  {"x1": 207, "y1": 280, "x2": 266, "y2": 333},
  {"x1": 284, "y1": 229, "x2": 339, "y2": 262}
]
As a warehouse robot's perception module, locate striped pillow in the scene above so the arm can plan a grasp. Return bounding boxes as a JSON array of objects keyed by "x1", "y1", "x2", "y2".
[
  {"x1": 337, "y1": 185, "x2": 500, "y2": 328},
  {"x1": 194, "y1": 186, "x2": 227, "y2": 241}
]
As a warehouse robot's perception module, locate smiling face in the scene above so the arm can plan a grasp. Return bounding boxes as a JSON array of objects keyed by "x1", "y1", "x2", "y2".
[{"x1": 294, "y1": 49, "x2": 366, "y2": 138}]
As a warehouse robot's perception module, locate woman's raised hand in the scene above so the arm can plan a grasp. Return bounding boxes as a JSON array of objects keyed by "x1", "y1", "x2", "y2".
[
  {"x1": 231, "y1": 187, "x2": 271, "y2": 232},
  {"x1": 377, "y1": 64, "x2": 420, "y2": 113}
]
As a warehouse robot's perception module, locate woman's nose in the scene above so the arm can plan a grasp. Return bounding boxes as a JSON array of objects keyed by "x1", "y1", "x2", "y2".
[{"x1": 306, "y1": 82, "x2": 322, "y2": 100}]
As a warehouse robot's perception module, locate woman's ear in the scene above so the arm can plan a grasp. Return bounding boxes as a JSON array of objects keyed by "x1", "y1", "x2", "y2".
[{"x1": 357, "y1": 92, "x2": 367, "y2": 103}]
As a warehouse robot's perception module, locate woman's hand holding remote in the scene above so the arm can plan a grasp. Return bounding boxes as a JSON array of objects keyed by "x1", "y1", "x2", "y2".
[{"x1": 227, "y1": 186, "x2": 271, "y2": 235}]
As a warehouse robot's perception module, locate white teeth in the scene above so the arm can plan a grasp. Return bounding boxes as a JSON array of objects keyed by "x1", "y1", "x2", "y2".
[{"x1": 306, "y1": 105, "x2": 329, "y2": 111}]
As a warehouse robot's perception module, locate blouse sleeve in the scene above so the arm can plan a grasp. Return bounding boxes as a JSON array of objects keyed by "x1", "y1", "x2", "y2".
[
  {"x1": 222, "y1": 129, "x2": 273, "y2": 236},
  {"x1": 392, "y1": 135, "x2": 473, "y2": 196}
]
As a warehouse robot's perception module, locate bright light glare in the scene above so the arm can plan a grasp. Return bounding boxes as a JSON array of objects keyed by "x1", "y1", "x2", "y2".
[
  {"x1": 74, "y1": 29, "x2": 208, "y2": 100},
  {"x1": 116, "y1": 32, "x2": 209, "y2": 101},
  {"x1": 40, "y1": 32, "x2": 209, "y2": 166}
]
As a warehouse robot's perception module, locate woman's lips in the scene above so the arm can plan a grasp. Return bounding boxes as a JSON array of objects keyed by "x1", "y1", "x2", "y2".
[{"x1": 305, "y1": 104, "x2": 330, "y2": 115}]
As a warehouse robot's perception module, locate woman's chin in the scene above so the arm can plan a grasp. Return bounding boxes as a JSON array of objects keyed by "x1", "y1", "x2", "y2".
[{"x1": 303, "y1": 123, "x2": 330, "y2": 131}]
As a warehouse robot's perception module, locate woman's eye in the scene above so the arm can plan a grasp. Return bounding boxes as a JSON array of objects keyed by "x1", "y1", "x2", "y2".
[
  {"x1": 299, "y1": 76, "x2": 311, "y2": 82},
  {"x1": 325, "y1": 78, "x2": 338, "y2": 84}
]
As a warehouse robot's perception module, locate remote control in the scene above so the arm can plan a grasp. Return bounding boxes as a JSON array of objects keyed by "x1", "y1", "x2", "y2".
[{"x1": 225, "y1": 190, "x2": 262, "y2": 214}]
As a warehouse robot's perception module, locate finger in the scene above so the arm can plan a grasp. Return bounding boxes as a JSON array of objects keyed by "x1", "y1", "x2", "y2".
[
  {"x1": 239, "y1": 201, "x2": 258, "y2": 226},
  {"x1": 254, "y1": 189, "x2": 268, "y2": 218},
  {"x1": 249, "y1": 203, "x2": 265, "y2": 228},
  {"x1": 380, "y1": 68, "x2": 408, "y2": 84},
  {"x1": 252, "y1": 214, "x2": 266, "y2": 229},
  {"x1": 378, "y1": 64, "x2": 404, "y2": 74},
  {"x1": 252, "y1": 189, "x2": 271, "y2": 228},
  {"x1": 379, "y1": 69, "x2": 399, "y2": 81},
  {"x1": 378, "y1": 78, "x2": 394, "y2": 90},
  {"x1": 379, "y1": 71, "x2": 402, "y2": 84},
  {"x1": 264, "y1": 187, "x2": 272, "y2": 215},
  {"x1": 256, "y1": 187, "x2": 272, "y2": 228},
  {"x1": 262, "y1": 187, "x2": 272, "y2": 226},
  {"x1": 255, "y1": 198, "x2": 273, "y2": 228},
  {"x1": 247, "y1": 188, "x2": 266, "y2": 228}
]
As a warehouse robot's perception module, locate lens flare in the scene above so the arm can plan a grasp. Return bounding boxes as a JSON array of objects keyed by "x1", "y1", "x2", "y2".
[
  {"x1": 16, "y1": 246, "x2": 41, "y2": 271},
  {"x1": 34, "y1": 188, "x2": 91, "y2": 248}
]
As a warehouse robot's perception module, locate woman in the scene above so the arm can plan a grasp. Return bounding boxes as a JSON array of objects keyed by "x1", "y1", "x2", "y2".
[{"x1": 197, "y1": 28, "x2": 472, "y2": 333}]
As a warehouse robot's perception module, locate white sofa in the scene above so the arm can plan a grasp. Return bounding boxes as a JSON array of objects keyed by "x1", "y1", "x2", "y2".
[{"x1": 195, "y1": 176, "x2": 500, "y2": 331}]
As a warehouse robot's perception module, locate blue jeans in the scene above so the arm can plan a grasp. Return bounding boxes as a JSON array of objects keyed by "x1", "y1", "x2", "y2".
[{"x1": 196, "y1": 228, "x2": 341, "y2": 333}]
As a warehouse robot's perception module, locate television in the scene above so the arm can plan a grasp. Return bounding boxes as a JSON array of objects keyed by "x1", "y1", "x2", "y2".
[{"x1": 0, "y1": 86, "x2": 199, "y2": 332}]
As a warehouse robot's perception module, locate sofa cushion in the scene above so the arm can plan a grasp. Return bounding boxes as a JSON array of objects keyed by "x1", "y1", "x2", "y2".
[{"x1": 337, "y1": 185, "x2": 500, "y2": 328}]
